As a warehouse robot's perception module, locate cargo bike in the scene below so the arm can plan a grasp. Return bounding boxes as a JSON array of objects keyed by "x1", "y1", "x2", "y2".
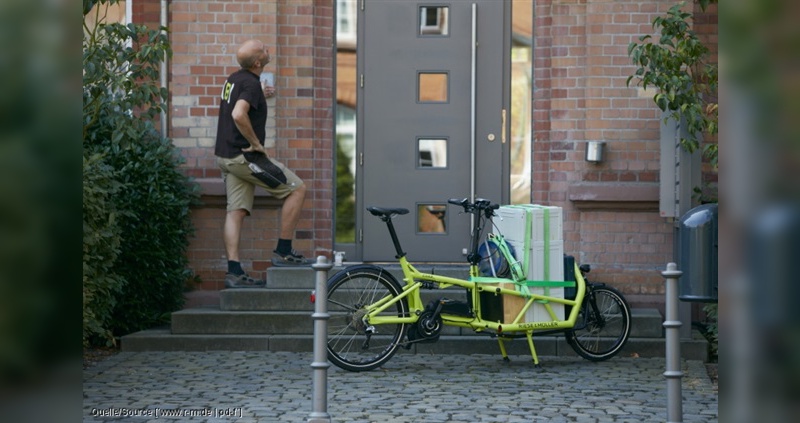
[{"x1": 326, "y1": 198, "x2": 631, "y2": 372}]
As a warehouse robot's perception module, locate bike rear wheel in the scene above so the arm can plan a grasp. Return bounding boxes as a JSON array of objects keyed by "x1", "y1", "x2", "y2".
[
  {"x1": 566, "y1": 285, "x2": 631, "y2": 361},
  {"x1": 326, "y1": 265, "x2": 408, "y2": 372}
]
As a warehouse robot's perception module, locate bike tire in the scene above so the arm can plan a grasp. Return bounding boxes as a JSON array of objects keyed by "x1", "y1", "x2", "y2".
[
  {"x1": 326, "y1": 265, "x2": 408, "y2": 372},
  {"x1": 566, "y1": 285, "x2": 631, "y2": 361}
]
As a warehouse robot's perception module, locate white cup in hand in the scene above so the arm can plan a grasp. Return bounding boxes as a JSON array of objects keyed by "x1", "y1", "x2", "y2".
[
  {"x1": 260, "y1": 72, "x2": 275, "y2": 98},
  {"x1": 260, "y1": 72, "x2": 274, "y2": 88}
]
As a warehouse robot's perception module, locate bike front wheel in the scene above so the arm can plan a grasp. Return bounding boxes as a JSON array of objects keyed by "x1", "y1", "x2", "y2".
[
  {"x1": 566, "y1": 285, "x2": 631, "y2": 361},
  {"x1": 326, "y1": 265, "x2": 408, "y2": 372}
]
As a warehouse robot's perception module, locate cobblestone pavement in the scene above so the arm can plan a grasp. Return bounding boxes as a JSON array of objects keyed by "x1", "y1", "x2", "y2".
[{"x1": 83, "y1": 351, "x2": 717, "y2": 422}]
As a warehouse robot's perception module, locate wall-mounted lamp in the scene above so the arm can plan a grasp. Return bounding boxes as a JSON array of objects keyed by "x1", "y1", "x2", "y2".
[{"x1": 585, "y1": 141, "x2": 605, "y2": 163}]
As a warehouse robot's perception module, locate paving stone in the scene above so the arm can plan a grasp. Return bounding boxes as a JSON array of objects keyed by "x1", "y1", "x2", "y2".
[{"x1": 83, "y1": 351, "x2": 717, "y2": 422}]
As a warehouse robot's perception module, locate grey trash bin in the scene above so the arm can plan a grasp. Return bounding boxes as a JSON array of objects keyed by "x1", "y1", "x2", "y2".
[{"x1": 676, "y1": 204, "x2": 718, "y2": 302}]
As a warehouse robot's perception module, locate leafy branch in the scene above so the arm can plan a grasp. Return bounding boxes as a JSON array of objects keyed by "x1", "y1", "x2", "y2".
[
  {"x1": 83, "y1": 0, "x2": 171, "y2": 145},
  {"x1": 627, "y1": 1, "x2": 718, "y2": 168}
]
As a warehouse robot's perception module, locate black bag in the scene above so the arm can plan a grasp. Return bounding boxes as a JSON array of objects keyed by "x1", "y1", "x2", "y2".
[{"x1": 243, "y1": 152, "x2": 287, "y2": 188}]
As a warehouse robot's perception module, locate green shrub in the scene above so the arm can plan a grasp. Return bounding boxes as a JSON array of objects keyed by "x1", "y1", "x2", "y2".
[
  {"x1": 103, "y1": 128, "x2": 198, "y2": 336},
  {"x1": 83, "y1": 0, "x2": 198, "y2": 344},
  {"x1": 82, "y1": 153, "x2": 126, "y2": 346},
  {"x1": 703, "y1": 303, "x2": 718, "y2": 360},
  {"x1": 335, "y1": 139, "x2": 356, "y2": 243}
]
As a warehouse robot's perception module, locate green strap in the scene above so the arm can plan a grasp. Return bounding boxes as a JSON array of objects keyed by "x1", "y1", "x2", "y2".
[
  {"x1": 509, "y1": 205, "x2": 552, "y2": 296},
  {"x1": 543, "y1": 207, "x2": 550, "y2": 281},
  {"x1": 503, "y1": 236, "x2": 526, "y2": 282},
  {"x1": 470, "y1": 276, "x2": 510, "y2": 284},
  {"x1": 471, "y1": 277, "x2": 572, "y2": 286},
  {"x1": 469, "y1": 277, "x2": 575, "y2": 300},
  {"x1": 505, "y1": 205, "x2": 531, "y2": 281},
  {"x1": 520, "y1": 280, "x2": 575, "y2": 288}
]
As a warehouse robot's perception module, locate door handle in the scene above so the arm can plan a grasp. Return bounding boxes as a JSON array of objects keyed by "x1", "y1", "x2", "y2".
[{"x1": 501, "y1": 109, "x2": 507, "y2": 144}]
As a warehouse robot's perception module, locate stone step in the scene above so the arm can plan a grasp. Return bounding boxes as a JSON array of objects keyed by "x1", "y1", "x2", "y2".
[
  {"x1": 121, "y1": 329, "x2": 708, "y2": 361},
  {"x1": 631, "y1": 308, "x2": 663, "y2": 338},
  {"x1": 170, "y1": 305, "x2": 662, "y2": 338},
  {"x1": 171, "y1": 309, "x2": 313, "y2": 335},
  {"x1": 220, "y1": 289, "x2": 315, "y2": 311}
]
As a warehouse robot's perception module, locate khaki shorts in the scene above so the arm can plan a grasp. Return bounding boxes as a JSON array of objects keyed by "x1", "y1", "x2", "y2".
[{"x1": 217, "y1": 154, "x2": 304, "y2": 214}]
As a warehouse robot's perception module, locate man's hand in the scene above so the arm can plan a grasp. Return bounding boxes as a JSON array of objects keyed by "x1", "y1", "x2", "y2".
[
  {"x1": 263, "y1": 85, "x2": 276, "y2": 99},
  {"x1": 231, "y1": 99, "x2": 266, "y2": 156},
  {"x1": 242, "y1": 143, "x2": 266, "y2": 155}
]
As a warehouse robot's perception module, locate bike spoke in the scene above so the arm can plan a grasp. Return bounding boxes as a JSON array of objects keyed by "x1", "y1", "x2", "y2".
[{"x1": 327, "y1": 299, "x2": 358, "y2": 312}]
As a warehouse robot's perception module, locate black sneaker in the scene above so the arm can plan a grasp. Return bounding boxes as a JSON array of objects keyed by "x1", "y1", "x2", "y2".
[
  {"x1": 271, "y1": 249, "x2": 313, "y2": 267},
  {"x1": 224, "y1": 273, "x2": 266, "y2": 288}
]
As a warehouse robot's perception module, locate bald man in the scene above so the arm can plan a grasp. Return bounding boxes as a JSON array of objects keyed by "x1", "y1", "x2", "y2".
[{"x1": 215, "y1": 40, "x2": 311, "y2": 289}]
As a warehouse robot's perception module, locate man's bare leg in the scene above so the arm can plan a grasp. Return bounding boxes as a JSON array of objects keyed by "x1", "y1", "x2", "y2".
[
  {"x1": 272, "y1": 184, "x2": 310, "y2": 265},
  {"x1": 224, "y1": 209, "x2": 248, "y2": 262},
  {"x1": 223, "y1": 208, "x2": 265, "y2": 286},
  {"x1": 280, "y1": 184, "x2": 306, "y2": 240}
]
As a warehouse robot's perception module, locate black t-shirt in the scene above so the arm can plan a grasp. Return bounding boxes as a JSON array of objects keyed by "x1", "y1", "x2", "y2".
[{"x1": 215, "y1": 69, "x2": 267, "y2": 158}]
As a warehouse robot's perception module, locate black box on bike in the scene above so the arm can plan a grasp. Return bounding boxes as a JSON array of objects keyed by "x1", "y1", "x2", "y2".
[
  {"x1": 478, "y1": 291, "x2": 504, "y2": 323},
  {"x1": 563, "y1": 255, "x2": 576, "y2": 300},
  {"x1": 563, "y1": 255, "x2": 577, "y2": 317}
]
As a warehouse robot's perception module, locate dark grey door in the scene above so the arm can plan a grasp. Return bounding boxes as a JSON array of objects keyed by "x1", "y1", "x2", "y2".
[{"x1": 359, "y1": 1, "x2": 509, "y2": 262}]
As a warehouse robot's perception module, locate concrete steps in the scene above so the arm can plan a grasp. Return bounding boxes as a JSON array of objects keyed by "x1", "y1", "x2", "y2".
[{"x1": 121, "y1": 265, "x2": 709, "y2": 361}]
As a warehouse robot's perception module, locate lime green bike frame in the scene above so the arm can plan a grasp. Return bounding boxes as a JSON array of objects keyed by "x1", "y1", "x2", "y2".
[{"x1": 357, "y1": 209, "x2": 586, "y2": 366}]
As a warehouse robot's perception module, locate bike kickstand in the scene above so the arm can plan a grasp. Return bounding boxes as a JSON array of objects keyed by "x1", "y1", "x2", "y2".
[
  {"x1": 525, "y1": 331, "x2": 542, "y2": 369},
  {"x1": 496, "y1": 337, "x2": 510, "y2": 362}
]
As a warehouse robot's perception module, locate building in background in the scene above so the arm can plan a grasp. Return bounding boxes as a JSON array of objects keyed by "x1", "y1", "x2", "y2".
[{"x1": 119, "y1": 0, "x2": 717, "y2": 312}]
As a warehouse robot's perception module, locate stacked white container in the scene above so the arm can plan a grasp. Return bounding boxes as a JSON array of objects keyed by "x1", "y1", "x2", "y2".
[{"x1": 493, "y1": 204, "x2": 565, "y2": 322}]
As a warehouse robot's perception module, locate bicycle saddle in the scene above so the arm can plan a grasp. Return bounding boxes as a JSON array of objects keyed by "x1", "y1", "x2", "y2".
[{"x1": 367, "y1": 206, "x2": 409, "y2": 219}]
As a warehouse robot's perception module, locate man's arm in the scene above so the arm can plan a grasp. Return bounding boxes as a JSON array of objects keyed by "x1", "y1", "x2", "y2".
[{"x1": 231, "y1": 99, "x2": 266, "y2": 155}]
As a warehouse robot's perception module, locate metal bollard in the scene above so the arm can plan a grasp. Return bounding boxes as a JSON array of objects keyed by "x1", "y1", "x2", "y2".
[
  {"x1": 308, "y1": 256, "x2": 333, "y2": 423},
  {"x1": 662, "y1": 262, "x2": 683, "y2": 423}
]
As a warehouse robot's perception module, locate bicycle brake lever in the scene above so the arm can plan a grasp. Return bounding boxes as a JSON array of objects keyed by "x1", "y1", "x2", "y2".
[
  {"x1": 448, "y1": 198, "x2": 472, "y2": 214},
  {"x1": 485, "y1": 204, "x2": 499, "y2": 218}
]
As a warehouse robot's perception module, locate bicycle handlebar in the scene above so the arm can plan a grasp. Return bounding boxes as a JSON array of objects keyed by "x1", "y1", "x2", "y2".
[{"x1": 447, "y1": 198, "x2": 500, "y2": 218}]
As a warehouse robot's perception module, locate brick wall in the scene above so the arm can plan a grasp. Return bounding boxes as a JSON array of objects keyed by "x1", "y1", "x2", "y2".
[{"x1": 532, "y1": 0, "x2": 674, "y2": 202}]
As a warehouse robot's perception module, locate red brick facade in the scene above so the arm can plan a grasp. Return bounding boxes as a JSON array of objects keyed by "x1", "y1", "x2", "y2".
[{"x1": 131, "y1": 0, "x2": 717, "y2": 306}]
